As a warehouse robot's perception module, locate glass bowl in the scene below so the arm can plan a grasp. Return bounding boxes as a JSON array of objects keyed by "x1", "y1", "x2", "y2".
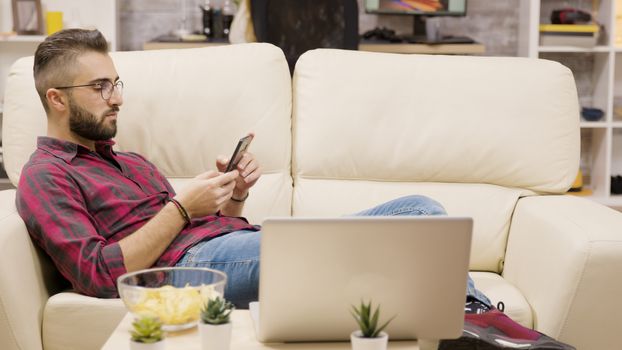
[{"x1": 117, "y1": 267, "x2": 227, "y2": 331}]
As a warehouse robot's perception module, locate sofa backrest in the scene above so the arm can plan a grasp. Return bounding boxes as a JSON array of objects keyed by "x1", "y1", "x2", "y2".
[
  {"x1": 2, "y1": 43, "x2": 293, "y2": 223},
  {"x1": 1, "y1": 43, "x2": 291, "y2": 350},
  {"x1": 291, "y1": 49, "x2": 580, "y2": 272}
]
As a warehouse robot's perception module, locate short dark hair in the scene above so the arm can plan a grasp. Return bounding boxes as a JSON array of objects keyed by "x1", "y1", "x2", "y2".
[{"x1": 34, "y1": 29, "x2": 108, "y2": 112}]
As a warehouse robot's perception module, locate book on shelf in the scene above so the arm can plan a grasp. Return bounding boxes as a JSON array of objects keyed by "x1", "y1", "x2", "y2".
[
  {"x1": 539, "y1": 24, "x2": 599, "y2": 34},
  {"x1": 540, "y1": 34, "x2": 597, "y2": 47},
  {"x1": 539, "y1": 24, "x2": 599, "y2": 48}
]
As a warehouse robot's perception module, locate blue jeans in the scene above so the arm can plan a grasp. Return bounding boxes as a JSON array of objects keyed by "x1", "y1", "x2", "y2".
[{"x1": 176, "y1": 195, "x2": 491, "y2": 308}]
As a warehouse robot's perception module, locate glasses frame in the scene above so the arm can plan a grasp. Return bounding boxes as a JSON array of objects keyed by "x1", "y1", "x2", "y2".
[{"x1": 54, "y1": 80, "x2": 124, "y2": 101}]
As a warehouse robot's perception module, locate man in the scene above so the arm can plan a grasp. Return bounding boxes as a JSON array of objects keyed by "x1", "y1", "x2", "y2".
[{"x1": 16, "y1": 28, "x2": 491, "y2": 310}]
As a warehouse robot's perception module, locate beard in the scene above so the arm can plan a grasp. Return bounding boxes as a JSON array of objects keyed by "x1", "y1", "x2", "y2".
[{"x1": 68, "y1": 98, "x2": 119, "y2": 141}]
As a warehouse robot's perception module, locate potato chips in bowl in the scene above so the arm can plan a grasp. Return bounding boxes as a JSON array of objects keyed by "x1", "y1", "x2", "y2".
[{"x1": 118, "y1": 267, "x2": 227, "y2": 331}]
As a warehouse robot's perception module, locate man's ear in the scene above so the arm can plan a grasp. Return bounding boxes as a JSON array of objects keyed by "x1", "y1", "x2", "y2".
[{"x1": 46, "y1": 88, "x2": 68, "y2": 113}]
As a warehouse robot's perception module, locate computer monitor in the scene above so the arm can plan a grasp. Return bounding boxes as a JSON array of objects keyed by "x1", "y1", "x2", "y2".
[{"x1": 364, "y1": 0, "x2": 468, "y2": 42}]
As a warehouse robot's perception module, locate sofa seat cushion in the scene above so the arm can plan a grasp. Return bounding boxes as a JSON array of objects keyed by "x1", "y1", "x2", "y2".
[
  {"x1": 471, "y1": 272, "x2": 533, "y2": 328},
  {"x1": 43, "y1": 292, "x2": 125, "y2": 350},
  {"x1": 293, "y1": 180, "x2": 532, "y2": 273}
]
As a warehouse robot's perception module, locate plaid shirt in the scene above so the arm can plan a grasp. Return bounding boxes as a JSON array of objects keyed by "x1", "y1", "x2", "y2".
[{"x1": 16, "y1": 137, "x2": 258, "y2": 298}]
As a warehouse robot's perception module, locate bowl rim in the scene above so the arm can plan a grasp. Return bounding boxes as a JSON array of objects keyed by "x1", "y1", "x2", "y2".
[{"x1": 116, "y1": 266, "x2": 227, "y2": 291}]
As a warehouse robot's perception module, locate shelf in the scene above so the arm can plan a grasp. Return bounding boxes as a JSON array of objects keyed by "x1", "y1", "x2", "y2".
[
  {"x1": 580, "y1": 121, "x2": 608, "y2": 128},
  {"x1": 0, "y1": 35, "x2": 46, "y2": 43},
  {"x1": 567, "y1": 192, "x2": 622, "y2": 208},
  {"x1": 358, "y1": 42, "x2": 486, "y2": 55},
  {"x1": 538, "y1": 45, "x2": 610, "y2": 53},
  {"x1": 594, "y1": 195, "x2": 622, "y2": 208},
  {"x1": 143, "y1": 41, "x2": 230, "y2": 51},
  {"x1": 0, "y1": 178, "x2": 14, "y2": 191},
  {"x1": 522, "y1": 0, "x2": 622, "y2": 211}
]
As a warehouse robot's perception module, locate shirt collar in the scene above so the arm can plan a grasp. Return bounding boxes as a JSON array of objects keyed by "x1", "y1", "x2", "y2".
[
  {"x1": 37, "y1": 136, "x2": 117, "y2": 163},
  {"x1": 95, "y1": 139, "x2": 117, "y2": 158}
]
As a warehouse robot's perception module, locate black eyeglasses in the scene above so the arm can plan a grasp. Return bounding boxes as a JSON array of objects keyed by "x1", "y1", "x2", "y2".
[{"x1": 55, "y1": 80, "x2": 124, "y2": 101}]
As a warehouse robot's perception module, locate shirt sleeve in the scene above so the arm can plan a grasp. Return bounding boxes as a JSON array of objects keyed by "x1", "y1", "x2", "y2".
[{"x1": 16, "y1": 162, "x2": 127, "y2": 298}]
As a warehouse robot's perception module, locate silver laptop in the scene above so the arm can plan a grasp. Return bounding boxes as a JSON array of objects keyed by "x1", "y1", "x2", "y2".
[{"x1": 251, "y1": 216, "x2": 472, "y2": 343}]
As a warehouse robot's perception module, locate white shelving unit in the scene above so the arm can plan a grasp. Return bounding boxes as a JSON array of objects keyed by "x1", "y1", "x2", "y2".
[
  {"x1": 520, "y1": 0, "x2": 622, "y2": 210},
  {"x1": 0, "y1": 0, "x2": 119, "y2": 102}
]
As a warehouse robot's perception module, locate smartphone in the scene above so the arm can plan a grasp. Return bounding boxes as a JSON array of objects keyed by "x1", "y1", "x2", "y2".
[{"x1": 225, "y1": 135, "x2": 254, "y2": 172}]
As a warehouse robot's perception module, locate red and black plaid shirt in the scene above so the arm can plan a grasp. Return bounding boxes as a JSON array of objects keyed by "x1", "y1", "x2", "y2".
[{"x1": 16, "y1": 137, "x2": 258, "y2": 298}]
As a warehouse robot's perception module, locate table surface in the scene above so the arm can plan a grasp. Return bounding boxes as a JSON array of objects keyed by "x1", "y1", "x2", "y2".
[
  {"x1": 102, "y1": 311, "x2": 422, "y2": 349},
  {"x1": 358, "y1": 42, "x2": 485, "y2": 54},
  {"x1": 142, "y1": 39, "x2": 485, "y2": 55}
]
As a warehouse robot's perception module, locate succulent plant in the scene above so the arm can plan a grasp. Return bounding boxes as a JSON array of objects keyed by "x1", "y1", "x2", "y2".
[
  {"x1": 130, "y1": 316, "x2": 164, "y2": 343},
  {"x1": 200, "y1": 296, "x2": 235, "y2": 325},
  {"x1": 351, "y1": 301, "x2": 396, "y2": 338}
]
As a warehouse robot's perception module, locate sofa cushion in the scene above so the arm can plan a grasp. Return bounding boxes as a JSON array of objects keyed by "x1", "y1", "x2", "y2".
[
  {"x1": 292, "y1": 180, "x2": 530, "y2": 272},
  {"x1": 3, "y1": 43, "x2": 293, "y2": 220},
  {"x1": 42, "y1": 292, "x2": 125, "y2": 350},
  {"x1": 292, "y1": 49, "x2": 579, "y2": 194}
]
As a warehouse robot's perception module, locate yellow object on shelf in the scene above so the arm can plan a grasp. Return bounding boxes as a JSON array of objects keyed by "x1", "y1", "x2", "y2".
[
  {"x1": 539, "y1": 24, "x2": 599, "y2": 33},
  {"x1": 46, "y1": 12, "x2": 63, "y2": 36},
  {"x1": 569, "y1": 169, "x2": 584, "y2": 192},
  {"x1": 568, "y1": 188, "x2": 594, "y2": 196},
  {"x1": 539, "y1": 24, "x2": 599, "y2": 47}
]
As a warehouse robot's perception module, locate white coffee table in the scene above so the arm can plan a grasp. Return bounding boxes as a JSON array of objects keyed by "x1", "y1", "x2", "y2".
[{"x1": 101, "y1": 310, "x2": 423, "y2": 349}]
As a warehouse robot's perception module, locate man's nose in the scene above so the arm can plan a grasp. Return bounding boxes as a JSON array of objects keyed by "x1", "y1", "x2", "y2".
[{"x1": 108, "y1": 89, "x2": 123, "y2": 106}]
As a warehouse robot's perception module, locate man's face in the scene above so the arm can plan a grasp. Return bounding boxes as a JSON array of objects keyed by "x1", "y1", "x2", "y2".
[
  {"x1": 68, "y1": 95, "x2": 118, "y2": 140},
  {"x1": 65, "y1": 52, "x2": 122, "y2": 141}
]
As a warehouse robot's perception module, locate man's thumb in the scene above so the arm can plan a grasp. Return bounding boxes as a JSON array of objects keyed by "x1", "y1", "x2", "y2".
[{"x1": 216, "y1": 156, "x2": 229, "y2": 171}]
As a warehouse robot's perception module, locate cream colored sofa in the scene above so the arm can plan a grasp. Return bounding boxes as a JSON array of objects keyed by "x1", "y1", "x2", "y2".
[{"x1": 1, "y1": 43, "x2": 621, "y2": 350}]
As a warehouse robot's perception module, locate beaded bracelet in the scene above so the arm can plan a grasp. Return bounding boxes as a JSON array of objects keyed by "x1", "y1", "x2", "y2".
[{"x1": 168, "y1": 198, "x2": 191, "y2": 225}]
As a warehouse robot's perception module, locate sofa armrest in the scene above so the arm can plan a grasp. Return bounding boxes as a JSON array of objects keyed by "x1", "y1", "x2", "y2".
[
  {"x1": 503, "y1": 195, "x2": 622, "y2": 350},
  {"x1": 0, "y1": 189, "x2": 68, "y2": 350},
  {"x1": 0, "y1": 189, "x2": 44, "y2": 350}
]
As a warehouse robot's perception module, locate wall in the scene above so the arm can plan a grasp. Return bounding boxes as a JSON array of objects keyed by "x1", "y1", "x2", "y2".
[{"x1": 119, "y1": 0, "x2": 520, "y2": 56}]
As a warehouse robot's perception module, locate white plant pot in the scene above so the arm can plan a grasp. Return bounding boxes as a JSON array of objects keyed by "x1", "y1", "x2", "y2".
[
  {"x1": 350, "y1": 330, "x2": 389, "y2": 350},
  {"x1": 199, "y1": 321, "x2": 233, "y2": 350},
  {"x1": 129, "y1": 339, "x2": 165, "y2": 350}
]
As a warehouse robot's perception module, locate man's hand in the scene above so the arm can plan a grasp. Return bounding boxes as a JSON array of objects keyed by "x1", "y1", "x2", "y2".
[
  {"x1": 174, "y1": 170, "x2": 238, "y2": 218},
  {"x1": 217, "y1": 151, "x2": 262, "y2": 199},
  {"x1": 119, "y1": 170, "x2": 237, "y2": 273}
]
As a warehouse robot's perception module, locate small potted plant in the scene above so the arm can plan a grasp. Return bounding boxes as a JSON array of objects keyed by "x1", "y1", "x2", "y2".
[
  {"x1": 350, "y1": 301, "x2": 395, "y2": 350},
  {"x1": 199, "y1": 296, "x2": 235, "y2": 350},
  {"x1": 129, "y1": 316, "x2": 165, "y2": 350}
]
